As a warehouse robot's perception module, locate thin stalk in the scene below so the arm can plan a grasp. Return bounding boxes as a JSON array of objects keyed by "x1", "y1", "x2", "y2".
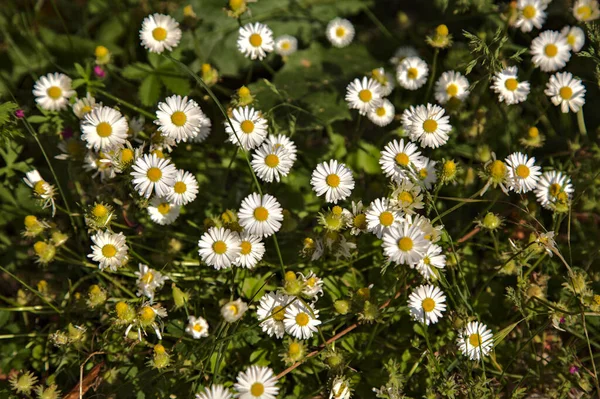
[
  {"x1": 96, "y1": 88, "x2": 156, "y2": 120},
  {"x1": 577, "y1": 108, "x2": 587, "y2": 136},
  {"x1": 0, "y1": 265, "x2": 62, "y2": 313},
  {"x1": 424, "y1": 49, "x2": 439, "y2": 102}
]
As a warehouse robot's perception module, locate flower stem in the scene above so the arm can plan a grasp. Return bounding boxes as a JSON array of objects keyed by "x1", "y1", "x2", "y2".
[
  {"x1": 577, "y1": 108, "x2": 587, "y2": 136},
  {"x1": 96, "y1": 88, "x2": 156, "y2": 120}
]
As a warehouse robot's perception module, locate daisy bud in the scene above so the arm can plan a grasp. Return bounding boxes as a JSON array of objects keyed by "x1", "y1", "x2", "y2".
[
  {"x1": 86, "y1": 202, "x2": 114, "y2": 231},
  {"x1": 283, "y1": 274, "x2": 304, "y2": 296},
  {"x1": 51, "y1": 231, "x2": 68, "y2": 246},
  {"x1": 334, "y1": 299, "x2": 350, "y2": 315},
  {"x1": 481, "y1": 212, "x2": 502, "y2": 231},
  {"x1": 440, "y1": 160, "x2": 458, "y2": 184},
  {"x1": 201, "y1": 63, "x2": 219, "y2": 86},
  {"x1": 228, "y1": 0, "x2": 249, "y2": 17},
  {"x1": 50, "y1": 330, "x2": 70, "y2": 346},
  {"x1": 330, "y1": 376, "x2": 352, "y2": 399},
  {"x1": 237, "y1": 85, "x2": 254, "y2": 106},
  {"x1": 151, "y1": 344, "x2": 171, "y2": 369},
  {"x1": 37, "y1": 280, "x2": 49, "y2": 296},
  {"x1": 324, "y1": 351, "x2": 345, "y2": 370},
  {"x1": 87, "y1": 284, "x2": 107, "y2": 308},
  {"x1": 115, "y1": 301, "x2": 136, "y2": 323},
  {"x1": 33, "y1": 241, "x2": 56, "y2": 265},
  {"x1": 358, "y1": 301, "x2": 380, "y2": 324},
  {"x1": 436, "y1": 24, "x2": 449, "y2": 37},
  {"x1": 356, "y1": 286, "x2": 371, "y2": 301},
  {"x1": 67, "y1": 324, "x2": 86, "y2": 342},
  {"x1": 183, "y1": 5, "x2": 197, "y2": 19},
  {"x1": 23, "y1": 215, "x2": 45, "y2": 237},
  {"x1": 221, "y1": 298, "x2": 248, "y2": 322},
  {"x1": 281, "y1": 339, "x2": 306, "y2": 365},
  {"x1": 35, "y1": 384, "x2": 61, "y2": 399},
  {"x1": 427, "y1": 24, "x2": 452, "y2": 49},
  {"x1": 285, "y1": 271, "x2": 297, "y2": 282},
  {"x1": 9, "y1": 371, "x2": 38, "y2": 394},
  {"x1": 94, "y1": 45, "x2": 111, "y2": 65},
  {"x1": 475, "y1": 145, "x2": 492, "y2": 163},
  {"x1": 172, "y1": 283, "x2": 190, "y2": 308}
]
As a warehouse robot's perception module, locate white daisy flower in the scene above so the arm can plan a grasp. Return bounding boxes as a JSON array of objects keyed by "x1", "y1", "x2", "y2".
[
  {"x1": 414, "y1": 243, "x2": 446, "y2": 280},
  {"x1": 267, "y1": 134, "x2": 297, "y2": 163},
  {"x1": 407, "y1": 104, "x2": 452, "y2": 149},
  {"x1": 491, "y1": 66, "x2": 531, "y2": 105},
  {"x1": 257, "y1": 292, "x2": 292, "y2": 339},
  {"x1": 346, "y1": 200, "x2": 368, "y2": 235},
  {"x1": 330, "y1": 376, "x2": 351, "y2": 399},
  {"x1": 84, "y1": 151, "x2": 117, "y2": 181},
  {"x1": 166, "y1": 169, "x2": 198, "y2": 206},
  {"x1": 23, "y1": 169, "x2": 56, "y2": 215},
  {"x1": 407, "y1": 214, "x2": 444, "y2": 243},
  {"x1": 457, "y1": 321, "x2": 494, "y2": 361},
  {"x1": 365, "y1": 197, "x2": 402, "y2": 239},
  {"x1": 139, "y1": 13, "x2": 181, "y2": 54},
  {"x1": 382, "y1": 222, "x2": 428, "y2": 266},
  {"x1": 367, "y1": 99, "x2": 395, "y2": 127},
  {"x1": 534, "y1": 170, "x2": 574, "y2": 209},
  {"x1": 88, "y1": 230, "x2": 128, "y2": 271},
  {"x1": 561, "y1": 26, "x2": 585, "y2": 53},
  {"x1": 155, "y1": 95, "x2": 208, "y2": 143},
  {"x1": 72, "y1": 93, "x2": 98, "y2": 119},
  {"x1": 237, "y1": 22, "x2": 274, "y2": 60},
  {"x1": 573, "y1": 0, "x2": 600, "y2": 21},
  {"x1": 185, "y1": 315, "x2": 209, "y2": 339},
  {"x1": 251, "y1": 142, "x2": 294, "y2": 183},
  {"x1": 408, "y1": 284, "x2": 447, "y2": 325},
  {"x1": 274, "y1": 35, "x2": 297, "y2": 56},
  {"x1": 414, "y1": 156, "x2": 438, "y2": 190},
  {"x1": 371, "y1": 67, "x2": 395, "y2": 96},
  {"x1": 345, "y1": 77, "x2": 384, "y2": 116},
  {"x1": 326, "y1": 18, "x2": 355, "y2": 48},
  {"x1": 283, "y1": 301, "x2": 322, "y2": 340},
  {"x1": 300, "y1": 271, "x2": 324, "y2": 301},
  {"x1": 148, "y1": 197, "x2": 180, "y2": 225},
  {"x1": 530, "y1": 30, "x2": 571, "y2": 72},
  {"x1": 434, "y1": 71, "x2": 470, "y2": 104},
  {"x1": 234, "y1": 365, "x2": 279, "y2": 399},
  {"x1": 379, "y1": 139, "x2": 423, "y2": 182},
  {"x1": 129, "y1": 302, "x2": 168, "y2": 341},
  {"x1": 544, "y1": 72, "x2": 586, "y2": 113},
  {"x1": 401, "y1": 105, "x2": 417, "y2": 131},
  {"x1": 390, "y1": 180, "x2": 424, "y2": 214},
  {"x1": 81, "y1": 106, "x2": 128, "y2": 152},
  {"x1": 130, "y1": 154, "x2": 177, "y2": 198},
  {"x1": 234, "y1": 231, "x2": 265, "y2": 269},
  {"x1": 390, "y1": 46, "x2": 419, "y2": 66},
  {"x1": 237, "y1": 193, "x2": 283, "y2": 237},
  {"x1": 221, "y1": 299, "x2": 248, "y2": 323},
  {"x1": 505, "y1": 152, "x2": 542, "y2": 193},
  {"x1": 514, "y1": 0, "x2": 547, "y2": 32},
  {"x1": 32, "y1": 72, "x2": 75, "y2": 112},
  {"x1": 311, "y1": 159, "x2": 355, "y2": 204},
  {"x1": 196, "y1": 385, "x2": 232, "y2": 399},
  {"x1": 189, "y1": 115, "x2": 212, "y2": 143},
  {"x1": 396, "y1": 57, "x2": 429, "y2": 90},
  {"x1": 198, "y1": 227, "x2": 241, "y2": 270},
  {"x1": 135, "y1": 263, "x2": 168, "y2": 301},
  {"x1": 226, "y1": 106, "x2": 268, "y2": 151}
]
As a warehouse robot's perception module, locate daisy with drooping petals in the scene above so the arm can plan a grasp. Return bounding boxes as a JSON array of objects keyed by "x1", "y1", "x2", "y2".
[
  {"x1": 234, "y1": 365, "x2": 279, "y2": 399},
  {"x1": 237, "y1": 22, "x2": 274, "y2": 60},
  {"x1": 147, "y1": 197, "x2": 180, "y2": 225},
  {"x1": 166, "y1": 169, "x2": 199, "y2": 205},
  {"x1": 222, "y1": 299, "x2": 248, "y2": 323},
  {"x1": 283, "y1": 301, "x2": 321, "y2": 340},
  {"x1": 434, "y1": 71, "x2": 470, "y2": 104},
  {"x1": 458, "y1": 321, "x2": 494, "y2": 361},
  {"x1": 226, "y1": 106, "x2": 268, "y2": 150},
  {"x1": 198, "y1": 227, "x2": 241, "y2": 270},
  {"x1": 415, "y1": 156, "x2": 438, "y2": 190},
  {"x1": 401, "y1": 105, "x2": 417, "y2": 131},
  {"x1": 139, "y1": 14, "x2": 181, "y2": 54},
  {"x1": 251, "y1": 142, "x2": 294, "y2": 183},
  {"x1": 414, "y1": 243, "x2": 446, "y2": 280},
  {"x1": 396, "y1": 57, "x2": 429, "y2": 90},
  {"x1": 371, "y1": 67, "x2": 395, "y2": 96},
  {"x1": 81, "y1": 106, "x2": 128, "y2": 152},
  {"x1": 407, "y1": 104, "x2": 452, "y2": 149},
  {"x1": 32, "y1": 72, "x2": 75, "y2": 112},
  {"x1": 267, "y1": 134, "x2": 297, "y2": 162},
  {"x1": 135, "y1": 263, "x2": 168, "y2": 301},
  {"x1": 367, "y1": 99, "x2": 395, "y2": 127},
  {"x1": 505, "y1": 152, "x2": 541, "y2": 193},
  {"x1": 345, "y1": 77, "x2": 383, "y2": 115},
  {"x1": 408, "y1": 214, "x2": 444, "y2": 243},
  {"x1": 544, "y1": 72, "x2": 586, "y2": 113},
  {"x1": 88, "y1": 231, "x2": 129, "y2": 271},
  {"x1": 234, "y1": 231, "x2": 265, "y2": 269},
  {"x1": 561, "y1": 26, "x2": 585, "y2": 53},
  {"x1": 311, "y1": 160, "x2": 355, "y2": 204},
  {"x1": 274, "y1": 35, "x2": 297, "y2": 56},
  {"x1": 196, "y1": 385, "x2": 232, "y2": 399},
  {"x1": 72, "y1": 93, "x2": 98, "y2": 119},
  {"x1": 23, "y1": 169, "x2": 56, "y2": 215},
  {"x1": 190, "y1": 116, "x2": 212, "y2": 143},
  {"x1": 238, "y1": 193, "x2": 283, "y2": 237},
  {"x1": 300, "y1": 271, "x2": 324, "y2": 301},
  {"x1": 186, "y1": 315, "x2": 209, "y2": 339},
  {"x1": 573, "y1": 0, "x2": 600, "y2": 21},
  {"x1": 390, "y1": 180, "x2": 424, "y2": 214},
  {"x1": 382, "y1": 222, "x2": 428, "y2": 266},
  {"x1": 130, "y1": 154, "x2": 177, "y2": 198},
  {"x1": 346, "y1": 200, "x2": 368, "y2": 235},
  {"x1": 514, "y1": 0, "x2": 547, "y2": 32},
  {"x1": 530, "y1": 30, "x2": 571, "y2": 72},
  {"x1": 326, "y1": 18, "x2": 355, "y2": 48},
  {"x1": 534, "y1": 170, "x2": 574, "y2": 210},
  {"x1": 390, "y1": 46, "x2": 419, "y2": 66},
  {"x1": 155, "y1": 95, "x2": 208, "y2": 143},
  {"x1": 379, "y1": 139, "x2": 423, "y2": 182},
  {"x1": 257, "y1": 292, "x2": 293, "y2": 339},
  {"x1": 365, "y1": 198, "x2": 402, "y2": 239},
  {"x1": 491, "y1": 67, "x2": 531, "y2": 105},
  {"x1": 408, "y1": 285, "x2": 447, "y2": 325}
]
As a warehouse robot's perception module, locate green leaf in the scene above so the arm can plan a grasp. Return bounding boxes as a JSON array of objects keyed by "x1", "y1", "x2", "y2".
[
  {"x1": 159, "y1": 74, "x2": 190, "y2": 96},
  {"x1": 26, "y1": 115, "x2": 48, "y2": 124},
  {"x1": 494, "y1": 318, "x2": 526, "y2": 346},
  {"x1": 138, "y1": 75, "x2": 161, "y2": 107},
  {"x1": 122, "y1": 63, "x2": 153, "y2": 80}
]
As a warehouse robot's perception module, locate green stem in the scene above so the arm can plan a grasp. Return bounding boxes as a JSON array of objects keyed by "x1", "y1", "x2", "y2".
[
  {"x1": 424, "y1": 49, "x2": 439, "y2": 102},
  {"x1": 96, "y1": 88, "x2": 156, "y2": 120},
  {"x1": 577, "y1": 108, "x2": 587, "y2": 136},
  {"x1": 0, "y1": 265, "x2": 62, "y2": 313}
]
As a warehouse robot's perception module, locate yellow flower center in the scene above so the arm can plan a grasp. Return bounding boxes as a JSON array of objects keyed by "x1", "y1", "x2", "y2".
[
  {"x1": 228, "y1": 304, "x2": 239, "y2": 315},
  {"x1": 92, "y1": 204, "x2": 108, "y2": 217},
  {"x1": 250, "y1": 382, "x2": 265, "y2": 397},
  {"x1": 152, "y1": 27, "x2": 167, "y2": 41},
  {"x1": 249, "y1": 33, "x2": 262, "y2": 47},
  {"x1": 353, "y1": 213, "x2": 366, "y2": 229},
  {"x1": 171, "y1": 111, "x2": 187, "y2": 127},
  {"x1": 174, "y1": 181, "x2": 187, "y2": 194},
  {"x1": 528, "y1": 127, "x2": 539, "y2": 138},
  {"x1": 375, "y1": 107, "x2": 386, "y2": 116},
  {"x1": 307, "y1": 277, "x2": 317, "y2": 287},
  {"x1": 240, "y1": 241, "x2": 252, "y2": 255},
  {"x1": 422, "y1": 297, "x2": 436, "y2": 312},
  {"x1": 81, "y1": 105, "x2": 93, "y2": 115},
  {"x1": 141, "y1": 271, "x2": 154, "y2": 284},
  {"x1": 398, "y1": 237, "x2": 413, "y2": 251},
  {"x1": 469, "y1": 333, "x2": 482, "y2": 347},
  {"x1": 544, "y1": 44, "x2": 558, "y2": 57},
  {"x1": 332, "y1": 206, "x2": 342, "y2": 215},
  {"x1": 504, "y1": 78, "x2": 519, "y2": 91},
  {"x1": 567, "y1": 34, "x2": 576, "y2": 47},
  {"x1": 358, "y1": 89, "x2": 372, "y2": 102},
  {"x1": 436, "y1": 24, "x2": 449, "y2": 36},
  {"x1": 265, "y1": 154, "x2": 279, "y2": 168},
  {"x1": 559, "y1": 86, "x2": 573, "y2": 100},
  {"x1": 33, "y1": 180, "x2": 47, "y2": 195},
  {"x1": 295, "y1": 312, "x2": 310, "y2": 326},
  {"x1": 47, "y1": 86, "x2": 62, "y2": 99},
  {"x1": 549, "y1": 183, "x2": 562, "y2": 197},
  {"x1": 34, "y1": 241, "x2": 47, "y2": 255},
  {"x1": 446, "y1": 83, "x2": 458, "y2": 97},
  {"x1": 289, "y1": 342, "x2": 301, "y2": 355},
  {"x1": 326, "y1": 173, "x2": 340, "y2": 187},
  {"x1": 96, "y1": 122, "x2": 112, "y2": 138},
  {"x1": 395, "y1": 153, "x2": 410, "y2": 166},
  {"x1": 154, "y1": 344, "x2": 165, "y2": 354},
  {"x1": 577, "y1": 5, "x2": 593, "y2": 19},
  {"x1": 489, "y1": 160, "x2": 507, "y2": 179},
  {"x1": 146, "y1": 167, "x2": 162, "y2": 182},
  {"x1": 193, "y1": 323, "x2": 204, "y2": 332},
  {"x1": 379, "y1": 211, "x2": 394, "y2": 227},
  {"x1": 398, "y1": 191, "x2": 414, "y2": 204},
  {"x1": 240, "y1": 120, "x2": 254, "y2": 133},
  {"x1": 152, "y1": 149, "x2": 164, "y2": 158},
  {"x1": 407, "y1": 67, "x2": 419, "y2": 80},
  {"x1": 157, "y1": 203, "x2": 171, "y2": 215},
  {"x1": 423, "y1": 256, "x2": 431, "y2": 265},
  {"x1": 24, "y1": 215, "x2": 38, "y2": 228},
  {"x1": 272, "y1": 305, "x2": 285, "y2": 321},
  {"x1": 522, "y1": 5, "x2": 536, "y2": 19},
  {"x1": 140, "y1": 306, "x2": 155, "y2": 322},
  {"x1": 95, "y1": 45, "x2": 109, "y2": 58},
  {"x1": 102, "y1": 244, "x2": 117, "y2": 258},
  {"x1": 281, "y1": 41, "x2": 291, "y2": 50},
  {"x1": 422, "y1": 119, "x2": 438, "y2": 133},
  {"x1": 115, "y1": 302, "x2": 129, "y2": 317},
  {"x1": 419, "y1": 168, "x2": 428, "y2": 179},
  {"x1": 335, "y1": 27, "x2": 345, "y2": 37},
  {"x1": 253, "y1": 206, "x2": 269, "y2": 221},
  {"x1": 212, "y1": 240, "x2": 227, "y2": 254},
  {"x1": 238, "y1": 86, "x2": 251, "y2": 97},
  {"x1": 229, "y1": 0, "x2": 245, "y2": 11},
  {"x1": 516, "y1": 164, "x2": 530, "y2": 179}
]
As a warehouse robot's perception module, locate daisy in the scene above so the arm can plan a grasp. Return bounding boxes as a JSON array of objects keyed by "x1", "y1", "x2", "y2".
[
  {"x1": 300, "y1": 271, "x2": 324, "y2": 301},
  {"x1": 32, "y1": 72, "x2": 75, "y2": 112},
  {"x1": 390, "y1": 180, "x2": 424, "y2": 214},
  {"x1": 311, "y1": 159, "x2": 355, "y2": 204},
  {"x1": 345, "y1": 77, "x2": 383, "y2": 115},
  {"x1": 130, "y1": 153, "x2": 177, "y2": 198},
  {"x1": 257, "y1": 292, "x2": 293, "y2": 339},
  {"x1": 514, "y1": 0, "x2": 547, "y2": 32},
  {"x1": 434, "y1": 71, "x2": 470, "y2": 104},
  {"x1": 396, "y1": 57, "x2": 429, "y2": 90},
  {"x1": 283, "y1": 301, "x2": 321, "y2": 339},
  {"x1": 544, "y1": 72, "x2": 586, "y2": 113},
  {"x1": 365, "y1": 198, "x2": 402, "y2": 238},
  {"x1": 237, "y1": 22, "x2": 274, "y2": 60},
  {"x1": 346, "y1": 200, "x2": 368, "y2": 235},
  {"x1": 408, "y1": 284, "x2": 447, "y2": 325},
  {"x1": 128, "y1": 303, "x2": 168, "y2": 340},
  {"x1": 491, "y1": 67, "x2": 531, "y2": 105},
  {"x1": 88, "y1": 230, "x2": 128, "y2": 271},
  {"x1": 85, "y1": 151, "x2": 117, "y2": 181},
  {"x1": 326, "y1": 18, "x2": 355, "y2": 48},
  {"x1": 185, "y1": 315, "x2": 209, "y2": 339},
  {"x1": 531, "y1": 30, "x2": 571, "y2": 72},
  {"x1": 148, "y1": 197, "x2": 180, "y2": 225},
  {"x1": 414, "y1": 243, "x2": 446, "y2": 280},
  {"x1": 390, "y1": 46, "x2": 419, "y2": 66},
  {"x1": 274, "y1": 35, "x2": 297, "y2": 56},
  {"x1": 251, "y1": 142, "x2": 294, "y2": 183},
  {"x1": 415, "y1": 156, "x2": 438, "y2": 190},
  {"x1": 408, "y1": 214, "x2": 444, "y2": 243},
  {"x1": 407, "y1": 104, "x2": 452, "y2": 149},
  {"x1": 371, "y1": 67, "x2": 395, "y2": 96},
  {"x1": 226, "y1": 106, "x2": 268, "y2": 150},
  {"x1": 23, "y1": 169, "x2": 56, "y2": 214},
  {"x1": 237, "y1": 193, "x2": 283, "y2": 237},
  {"x1": 81, "y1": 106, "x2": 128, "y2": 152},
  {"x1": 234, "y1": 231, "x2": 265, "y2": 268},
  {"x1": 139, "y1": 13, "x2": 181, "y2": 54},
  {"x1": 166, "y1": 169, "x2": 199, "y2": 205},
  {"x1": 330, "y1": 377, "x2": 351, "y2": 399},
  {"x1": 505, "y1": 152, "x2": 542, "y2": 193},
  {"x1": 382, "y1": 222, "x2": 428, "y2": 266},
  {"x1": 367, "y1": 99, "x2": 395, "y2": 126},
  {"x1": 573, "y1": 0, "x2": 600, "y2": 21},
  {"x1": 135, "y1": 263, "x2": 168, "y2": 301},
  {"x1": 155, "y1": 95, "x2": 208, "y2": 143},
  {"x1": 561, "y1": 26, "x2": 585, "y2": 53},
  {"x1": 457, "y1": 321, "x2": 494, "y2": 361},
  {"x1": 534, "y1": 170, "x2": 574, "y2": 209},
  {"x1": 267, "y1": 134, "x2": 297, "y2": 163},
  {"x1": 221, "y1": 299, "x2": 248, "y2": 323},
  {"x1": 234, "y1": 365, "x2": 279, "y2": 399},
  {"x1": 401, "y1": 105, "x2": 417, "y2": 131},
  {"x1": 379, "y1": 139, "x2": 423, "y2": 182},
  {"x1": 198, "y1": 227, "x2": 241, "y2": 270},
  {"x1": 190, "y1": 116, "x2": 212, "y2": 143},
  {"x1": 196, "y1": 385, "x2": 232, "y2": 399},
  {"x1": 72, "y1": 93, "x2": 98, "y2": 119}
]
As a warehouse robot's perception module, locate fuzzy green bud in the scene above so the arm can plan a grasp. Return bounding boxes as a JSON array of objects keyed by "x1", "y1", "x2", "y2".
[
  {"x1": 482, "y1": 212, "x2": 502, "y2": 230},
  {"x1": 151, "y1": 344, "x2": 171, "y2": 369},
  {"x1": 50, "y1": 231, "x2": 68, "y2": 246},
  {"x1": 172, "y1": 284, "x2": 190, "y2": 309},
  {"x1": 35, "y1": 384, "x2": 61, "y2": 399},
  {"x1": 115, "y1": 301, "x2": 136, "y2": 323},
  {"x1": 87, "y1": 285, "x2": 107, "y2": 308},
  {"x1": 334, "y1": 299, "x2": 351, "y2": 315},
  {"x1": 359, "y1": 301, "x2": 380, "y2": 323},
  {"x1": 324, "y1": 351, "x2": 345, "y2": 370},
  {"x1": 67, "y1": 324, "x2": 86, "y2": 342}
]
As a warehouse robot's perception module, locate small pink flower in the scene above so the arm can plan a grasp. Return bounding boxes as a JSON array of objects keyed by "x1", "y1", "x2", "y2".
[
  {"x1": 570, "y1": 365, "x2": 579, "y2": 374},
  {"x1": 15, "y1": 109, "x2": 25, "y2": 119},
  {"x1": 560, "y1": 317, "x2": 566, "y2": 324},
  {"x1": 94, "y1": 65, "x2": 106, "y2": 78}
]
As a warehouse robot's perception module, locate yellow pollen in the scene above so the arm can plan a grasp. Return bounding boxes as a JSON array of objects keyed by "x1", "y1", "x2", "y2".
[
  {"x1": 253, "y1": 206, "x2": 269, "y2": 221},
  {"x1": 528, "y1": 127, "x2": 539, "y2": 138},
  {"x1": 47, "y1": 86, "x2": 62, "y2": 99},
  {"x1": 375, "y1": 107, "x2": 386, "y2": 116},
  {"x1": 469, "y1": 333, "x2": 482, "y2": 347},
  {"x1": 96, "y1": 122, "x2": 112, "y2": 138},
  {"x1": 436, "y1": 24, "x2": 449, "y2": 36},
  {"x1": 522, "y1": 5, "x2": 536, "y2": 19},
  {"x1": 102, "y1": 244, "x2": 117, "y2": 258},
  {"x1": 157, "y1": 203, "x2": 171, "y2": 215},
  {"x1": 92, "y1": 204, "x2": 108, "y2": 217},
  {"x1": 407, "y1": 67, "x2": 419, "y2": 80},
  {"x1": 249, "y1": 33, "x2": 263, "y2": 47},
  {"x1": 559, "y1": 86, "x2": 573, "y2": 100},
  {"x1": 238, "y1": 86, "x2": 250, "y2": 97},
  {"x1": 358, "y1": 89, "x2": 372, "y2": 102},
  {"x1": 504, "y1": 78, "x2": 519, "y2": 91},
  {"x1": 398, "y1": 237, "x2": 413, "y2": 251},
  {"x1": 490, "y1": 160, "x2": 507, "y2": 179},
  {"x1": 398, "y1": 191, "x2": 414, "y2": 204},
  {"x1": 422, "y1": 119, "x2": 438, "y2": 133},
  {"x1": 289, "y1": 342, "x2": 301, "y2": 355},
  {"x1": 140, "y1": 306, "x2": 155, "y2": 322},
  {"x1": 335, "y1": 27, "x2": 345, "y2": 37},
  {"x1": 240, "y1": 120, "x2": 254, "y2": 134},
  {"x1": 423, "y1": 256, "x2": 431, "y2": 265},
  {"x1": 212, "y1": 240, "x2": 227, "y2": 254},
  {"x1": 240, "y1": 241, "x2": 252, "y2": 255},
  {"x1": 332, "y1": 206, "x2": 343, "y2": 215},
  {"x1": 353, "y1": 213, "x2": 366, "y2": 229},
  {"x1": 34, "y1": 241, "x2": 47, "y2": 255},
  {"x1": 152, "y1": 27, "x2": 167, "y2": 41},
  {"x1": 295, "y1": 312, "x2": 309, "y2": 326},
  {"x1": 174, "y1": 181, "x2": 187, "y2": 194},
  {"x1": 446, "y1": 84, "x2": 458, "y2": 97},
  {"x1": 193, "y1": 323, "x2": 203, "y2": 332},
  {"x1": 250, "y1": 383, "x2": 265, "y2": 397},
  {"x1": 516, "y1": 164, "x2": 530, "y2": 179},
  {"x1": 577, "y1": 5, "x2": 593, "y2": 19},
  {"x1": 171, "y1": 111, "x2": 187, "y2": 127},
  {"x1": 379, "y1": 211, "x2": 394, "y2": 227},
  {"x1": 119, "y1": 148, "x2": 134, "y2": 163},
  {"x1": 141, "y1": 271, "x2": 154, "y2": 284},
  {"x1": 146, "y1": 167, "x2": 162, "y2": 182},
  {"x1": 272, "y1": 305, "x2": 285, "y2": 321},
  {"x1": 422, "y1": 297, "x2": 436, "y2": 312},
  {"x1": 115, "y1": 301, "x2": 128, "y2": 316},
  {"x1": 326, "y1": 174, "x2": 340, "y2": 187},
  {"x1": 395, "y1": 153, "x2": 410, "y2": 166},
  {"x1": 544, "y1": 44, "x2": 558, "y2": 57},
  {"x1": 265, "y1": 154, "x2": 279, "y2": 168},
  {"x1": 549, "y1": 183, "x2": 562, "y2": 197}
]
